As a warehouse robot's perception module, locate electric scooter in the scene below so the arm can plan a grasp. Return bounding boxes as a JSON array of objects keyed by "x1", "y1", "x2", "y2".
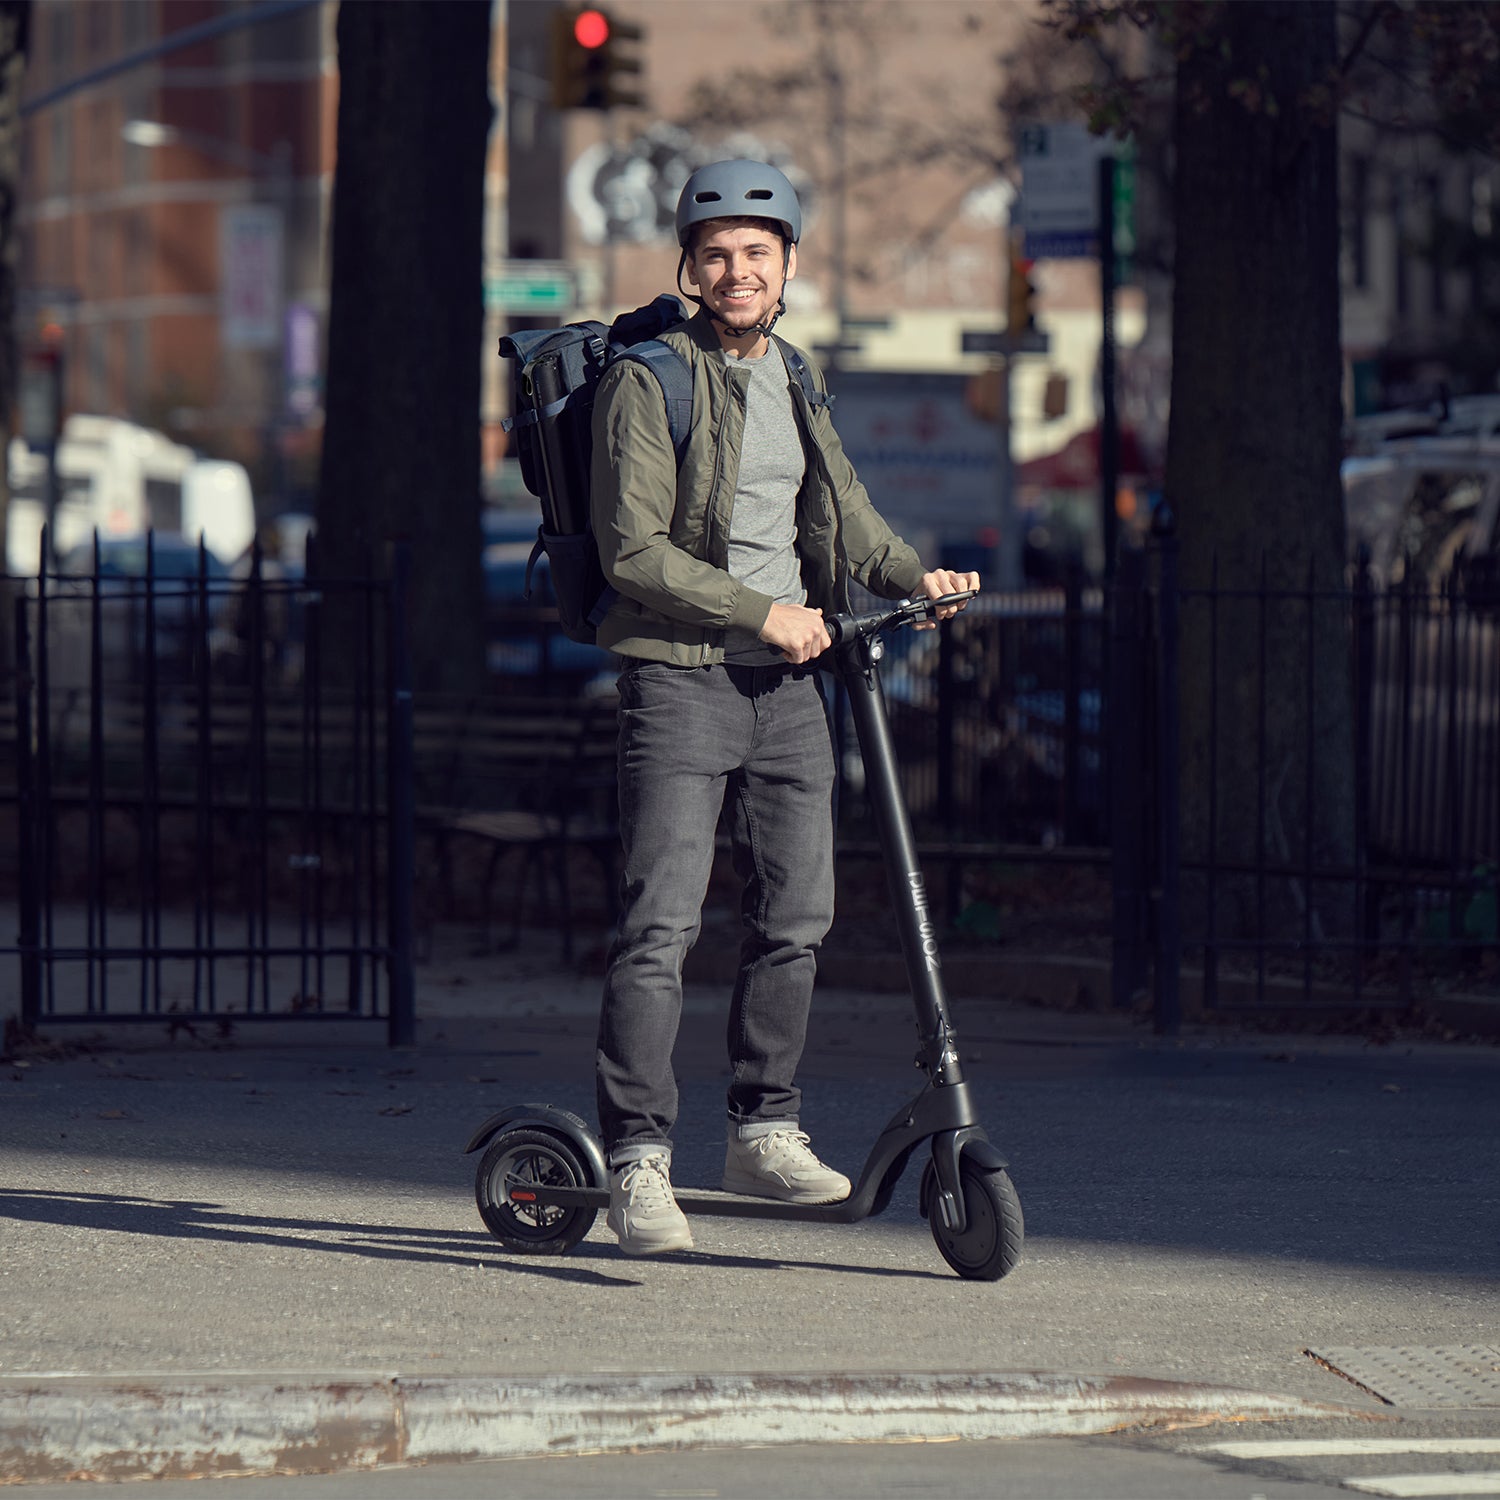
[{"x1": 462, "y1": 592, "x2": 1023, "y2": 1281}]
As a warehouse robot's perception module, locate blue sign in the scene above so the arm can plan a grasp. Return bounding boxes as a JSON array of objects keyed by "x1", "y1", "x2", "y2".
[{"x1": 1024, "y1": 228, "x2": 1097, "y2": 260}]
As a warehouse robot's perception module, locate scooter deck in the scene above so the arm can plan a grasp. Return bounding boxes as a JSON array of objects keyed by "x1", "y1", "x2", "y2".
[{"x1": 522, "y1": 1183, "x2": 871, "y2": 1224}]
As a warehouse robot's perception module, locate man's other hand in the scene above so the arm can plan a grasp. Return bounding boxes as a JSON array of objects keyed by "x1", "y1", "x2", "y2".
[
  {"x1": 914, "y1": 569, "x2": 981, "y2": 628},
  {"x1": 759, "y1": 601, "x2": 832, "y2": 663}
]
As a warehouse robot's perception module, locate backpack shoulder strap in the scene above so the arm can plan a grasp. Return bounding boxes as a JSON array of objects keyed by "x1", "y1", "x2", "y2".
[
  {"x1": 616, "y1": 340, "x2": 694, "y2": 462},
  {"x1": 773, "y1": 335, "x2": 834, "y2": 411}
]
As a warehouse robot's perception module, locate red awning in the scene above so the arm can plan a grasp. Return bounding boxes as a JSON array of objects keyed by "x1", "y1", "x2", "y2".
[{"x1": 1017, "y1": 425, "x2": 1151, "y2": 490}]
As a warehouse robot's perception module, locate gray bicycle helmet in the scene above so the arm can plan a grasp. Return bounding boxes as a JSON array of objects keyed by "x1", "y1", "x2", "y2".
[{"x1": 675, "y1": 159, "x2": 802, "y2": 248}]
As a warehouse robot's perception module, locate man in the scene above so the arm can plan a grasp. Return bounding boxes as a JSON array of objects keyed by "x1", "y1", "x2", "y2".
[{"x1": 591, "y1": 159, "x2": 977, "y2": 1256}]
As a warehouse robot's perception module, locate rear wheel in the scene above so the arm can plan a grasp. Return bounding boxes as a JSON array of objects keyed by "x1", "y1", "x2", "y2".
[
  {"x1": 475, "y1": 1128, "x2": 597, "y2": 1255},
  {"x1": 921, "y1": 1157, "x2": 1024, "y2": 1281}
]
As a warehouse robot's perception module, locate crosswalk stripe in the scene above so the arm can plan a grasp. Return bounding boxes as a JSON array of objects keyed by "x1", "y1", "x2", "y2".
[
  {"x1": 1345, "y1": 1474, "x2": 1500, "y2": 1497},
  {"x1": 1197, "y1": 1440, "x2": 1500, "y2": 1459}
]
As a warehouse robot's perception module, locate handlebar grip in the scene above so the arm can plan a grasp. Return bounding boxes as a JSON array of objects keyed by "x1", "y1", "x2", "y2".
[
  {"x1": 825, "y1": 591, "x2": 978, "y2": 645},
  {"x1": 824, "y1": 609, "x2": 888, "y2": 645}
]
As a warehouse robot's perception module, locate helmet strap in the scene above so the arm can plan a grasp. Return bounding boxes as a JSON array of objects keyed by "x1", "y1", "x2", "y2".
[{"x1": 675, "y1": 245, "x2": 792, "y2": 344}]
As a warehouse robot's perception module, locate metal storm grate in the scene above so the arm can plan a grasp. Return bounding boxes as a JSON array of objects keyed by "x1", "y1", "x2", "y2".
[{"x1": 1306, "y1": 1346, "x2": 1500, "y2": 1408}]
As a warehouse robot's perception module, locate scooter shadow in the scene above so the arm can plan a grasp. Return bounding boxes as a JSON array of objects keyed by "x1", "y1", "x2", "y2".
[{"x1": 558, "y1": 1237, "x2": 948, "y2": 1282}]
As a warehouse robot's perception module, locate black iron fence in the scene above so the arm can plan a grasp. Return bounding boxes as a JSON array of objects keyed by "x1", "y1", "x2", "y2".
[
  {"x1": 3, "y1": 533, "x2": 415, "y2": 1042},
  {"x1": 4, "y1": 523, "x2": 1493, "y2": 1039},
  {"x1": 1127, "y1": 523, "x2": 1496, "y2": 1022}
]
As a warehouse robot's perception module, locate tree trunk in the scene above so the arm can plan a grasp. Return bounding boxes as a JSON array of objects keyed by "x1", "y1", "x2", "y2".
[
  {"x1": 317, "y1": 0, "x2": 491, "y2": 700},
  {"x1": 1163, "y1": 0, "x2": 1353, "y2": 940},
  {"x1": 0, "y1": 2, "x2": 29, "y2": 680}
]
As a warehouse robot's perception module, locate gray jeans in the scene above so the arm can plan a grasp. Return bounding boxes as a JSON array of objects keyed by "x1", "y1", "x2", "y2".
[{"x1": 596, "y1": 660, "x2": 836, "y2": 1159}]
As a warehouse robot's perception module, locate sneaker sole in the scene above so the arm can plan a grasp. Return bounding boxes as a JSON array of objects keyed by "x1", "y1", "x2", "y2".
[
  {"x1": 607, "y1": 1213, "x2": 694, "y2": 1256},
  {"x1": 719, "y1": 1171, "x2": 851, "y2": 1205}
]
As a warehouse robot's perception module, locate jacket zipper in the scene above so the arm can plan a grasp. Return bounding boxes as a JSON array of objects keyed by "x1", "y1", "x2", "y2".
[
  {"x1": 791, "y1": 382, "x2": 849, "y2": 612},
  {"x1": 700, "y1": 366, "x2": 738, "y2": 664}
]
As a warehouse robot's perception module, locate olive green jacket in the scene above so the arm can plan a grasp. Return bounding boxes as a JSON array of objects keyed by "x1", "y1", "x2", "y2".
[{"x1": 589, "y1": 310, "x2": 927, "y2": 665}]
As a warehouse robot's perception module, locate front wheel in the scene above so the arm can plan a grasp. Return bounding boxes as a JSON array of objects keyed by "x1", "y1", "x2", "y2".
[
  {"x1": 921, "y1": 1158, "x2": 1024, "y2": 1282},
  {"x1": 475, "y1": 1128, "x2": 597, "y2": 1255}
]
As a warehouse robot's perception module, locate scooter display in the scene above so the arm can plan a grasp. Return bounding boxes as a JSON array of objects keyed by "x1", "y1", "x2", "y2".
[{"x1": 462, "y1": 592, "x2": 1023, "y2": 1281}]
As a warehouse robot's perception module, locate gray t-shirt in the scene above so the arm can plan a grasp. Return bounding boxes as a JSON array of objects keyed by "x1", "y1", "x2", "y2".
[{"x1": 720, "y1": 345, "x2": 809, "y2": 664}]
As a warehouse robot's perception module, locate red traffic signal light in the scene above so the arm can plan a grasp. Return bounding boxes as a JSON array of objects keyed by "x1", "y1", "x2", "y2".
[
  {"x1": 573, "y1": 8, "x2": 609, "y2": 48},
  {"x1": 551, "y1": 5, "x2": 644, "y2": 111}
]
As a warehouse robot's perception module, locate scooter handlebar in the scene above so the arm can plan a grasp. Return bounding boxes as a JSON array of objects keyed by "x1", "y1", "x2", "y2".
[{"x1": 824, "y1": 590, "x2": 978, "y2": 645}]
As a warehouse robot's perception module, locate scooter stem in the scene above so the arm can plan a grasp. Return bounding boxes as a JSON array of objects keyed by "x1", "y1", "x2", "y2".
[{"x1": 834, "y1": 633, "x2": 964, "y2": 1087}]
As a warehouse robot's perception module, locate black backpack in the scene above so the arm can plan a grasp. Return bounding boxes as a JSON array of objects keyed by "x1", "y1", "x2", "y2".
[{"x1": 500, "y1": 295, "x2": 829, "y2": 645}]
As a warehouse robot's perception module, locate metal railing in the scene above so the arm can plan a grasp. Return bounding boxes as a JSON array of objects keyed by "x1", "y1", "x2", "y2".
[
  {"x1": 4, "y1": 522, "x2": 1491, "y2": 1038},
  {"x1": 1117, "y1": 520, "x2": 1499, "y2": 1025},
  {"x1": 3, "y1": 531, "x2": 415, "y2": 1042}
]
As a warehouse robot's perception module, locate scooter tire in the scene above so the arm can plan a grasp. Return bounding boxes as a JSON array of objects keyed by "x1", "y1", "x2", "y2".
[
  {"x1": 475, "y1": 1128, "x2": 597, "y2": 1255},
  {"x1": 923, "y1": 1158, "x2": 1024, "y2": 1282}
]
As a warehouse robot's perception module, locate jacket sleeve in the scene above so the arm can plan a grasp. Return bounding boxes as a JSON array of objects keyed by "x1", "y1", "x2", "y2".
[
  {"x1": 804, "y1": 369, "x2": 929, "y2": 601},
  {"x1": 590, "y1": 362, "x2": 775, "y2": 635}
]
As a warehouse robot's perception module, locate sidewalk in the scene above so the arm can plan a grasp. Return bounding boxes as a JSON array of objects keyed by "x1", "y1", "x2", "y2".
[{"x1": 4, "y1": 925, "x2": 1498, "y2": 1482}]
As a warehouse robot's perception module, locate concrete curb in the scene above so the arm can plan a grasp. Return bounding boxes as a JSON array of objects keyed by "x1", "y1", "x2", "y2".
[{"x1": 1, "y1": 1370, "x2": 1370, "y2": 1484}]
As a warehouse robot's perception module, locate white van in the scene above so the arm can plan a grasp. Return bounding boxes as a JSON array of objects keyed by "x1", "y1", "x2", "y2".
[{"x1": 6, "y1": 415, "x2": 256, "y2": 574}]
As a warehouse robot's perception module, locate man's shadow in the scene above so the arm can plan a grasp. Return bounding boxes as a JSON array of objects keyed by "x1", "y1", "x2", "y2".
[{"x1": 0, "y1": 1189, "x2": 949, "y2": 1283}]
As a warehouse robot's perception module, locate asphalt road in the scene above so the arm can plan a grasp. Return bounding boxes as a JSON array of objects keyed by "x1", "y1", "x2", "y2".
[{"x1": 7, "y1": 1431, "x2": 1355, "y2": 1499}]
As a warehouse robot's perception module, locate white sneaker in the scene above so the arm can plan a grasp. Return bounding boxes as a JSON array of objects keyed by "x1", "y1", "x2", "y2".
[
  {"x1": 607, "y1": 1152, "x2": 693, "y2": 1256},
  {"x1": 721, "y1": 1128, "x2": 851, "y2": 1204}
]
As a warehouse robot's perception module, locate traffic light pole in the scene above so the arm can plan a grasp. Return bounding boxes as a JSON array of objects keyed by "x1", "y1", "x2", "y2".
[{"x1": 1098, "y1": 154, "x2": 1120, "y2": 585}]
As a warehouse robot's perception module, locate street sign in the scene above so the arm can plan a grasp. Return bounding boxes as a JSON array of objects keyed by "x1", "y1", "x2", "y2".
[
  {"x1": 961, "y1": 329, "x2": 1050, "y2": 356},
  {"x1": 485, "y1": 261, "x2": 576, "y2": 312},
  {"x1": 1015, "y1": 122, "x2": 1134, "y2": 264},
  {"x1": 221, "y1": 204, "x2": 284, "y2": 351}
]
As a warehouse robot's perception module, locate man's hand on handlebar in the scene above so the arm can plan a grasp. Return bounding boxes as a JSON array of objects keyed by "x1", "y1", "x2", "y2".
[
  {"x1": 759, "y1": 600, "x2": 833, "y2": 664},
  {"x1": 914, "y1": 569, "x2": 981, "y2": 628}
]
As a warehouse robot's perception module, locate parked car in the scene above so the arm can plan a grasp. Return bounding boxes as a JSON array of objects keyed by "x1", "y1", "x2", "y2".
[
  {"x1": 1343, "y1": 444, "x2": 1500, "y2": 594},
  {"x1": 45, "y1": 532, "x2": 229, "y2": 689}
]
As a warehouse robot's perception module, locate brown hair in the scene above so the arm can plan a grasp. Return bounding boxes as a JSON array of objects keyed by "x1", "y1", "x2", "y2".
[{"x1": 683, "y1": 214, "x2": 788, "y2": 258}]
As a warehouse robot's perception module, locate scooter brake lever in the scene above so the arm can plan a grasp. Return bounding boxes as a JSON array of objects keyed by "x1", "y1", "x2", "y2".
[{"x1": 905, "y1": 589, "x2": 979, "y2": 622}]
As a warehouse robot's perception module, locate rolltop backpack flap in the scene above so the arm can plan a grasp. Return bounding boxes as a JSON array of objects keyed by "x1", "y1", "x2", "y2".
[
  {"x1": 498, "y1": 321, "x2": 609, "y2": 514},
  {"x1": 606, "y1": 294, "x2": 687, "y2": 351}
]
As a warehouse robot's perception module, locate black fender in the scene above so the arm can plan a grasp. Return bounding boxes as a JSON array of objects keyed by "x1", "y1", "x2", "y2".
[
  {"x1": 463, "y1": 1103, "x2": 607, "y2": 1188},
  {"x1": 919, "y1": 1129, "x2": 1010, "y2": 1227}
]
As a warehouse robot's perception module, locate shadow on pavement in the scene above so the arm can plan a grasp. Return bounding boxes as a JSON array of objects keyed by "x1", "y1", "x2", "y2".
[{"x1": 0, "y1": 1188, "x2": 950, "y2": 1284}]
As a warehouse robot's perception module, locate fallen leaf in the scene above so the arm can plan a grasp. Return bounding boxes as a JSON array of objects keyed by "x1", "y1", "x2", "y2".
[{"x1": 378, "y1": 1104, "x2": 413, "y2": 1116}]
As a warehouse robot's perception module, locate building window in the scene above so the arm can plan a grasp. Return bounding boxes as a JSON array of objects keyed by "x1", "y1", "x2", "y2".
[
  {"x1": 1428, "y1": 174, "x2": 1446, "y2": 317},
  {"x1": 86, "y1": 325, "x2": 108, "y2": 413},
  {"x1": 1393, "y1": 175, "x2": 1410, "y2": 319},
  {"x1": 1348, "y1": 154, "x2": 1369, "y2": 291},
  {"x1": 127, "y1": 320, "x2": 148, "y2": 404},
  {"x1": 49, "y1": 109, "x2": 70, "y2": 195}
]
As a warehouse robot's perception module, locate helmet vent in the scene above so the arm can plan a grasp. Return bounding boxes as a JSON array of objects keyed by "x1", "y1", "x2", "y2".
[
  {"x1": 694, "y1": 190, "x2": 723, "y2": 204},
  {"x1": 745, "y1": 189, "x2": 773, "y2": 201}
]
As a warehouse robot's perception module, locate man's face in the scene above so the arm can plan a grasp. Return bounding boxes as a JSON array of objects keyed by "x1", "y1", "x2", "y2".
[{"x1": 685, "y1": 222, "x2": 797, "y2": 339}]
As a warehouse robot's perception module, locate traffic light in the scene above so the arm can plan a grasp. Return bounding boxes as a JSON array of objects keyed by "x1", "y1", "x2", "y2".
[
  {"x1": 1006, "y1": 235, "x2": 1036, "y2": 337},
  {"x1": 550, "y1": 6, "x2": 644, "y2": 111}
]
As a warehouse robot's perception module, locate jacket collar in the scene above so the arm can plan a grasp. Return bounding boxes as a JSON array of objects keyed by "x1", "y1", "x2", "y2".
[{"x1": 682, "y1": 308, "x2": 727, "y2": 356}]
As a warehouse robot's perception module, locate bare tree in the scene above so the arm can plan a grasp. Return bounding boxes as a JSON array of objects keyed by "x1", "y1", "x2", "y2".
[{"x1": 317, "y1": 0, "x2": 491, "y2": 700}]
